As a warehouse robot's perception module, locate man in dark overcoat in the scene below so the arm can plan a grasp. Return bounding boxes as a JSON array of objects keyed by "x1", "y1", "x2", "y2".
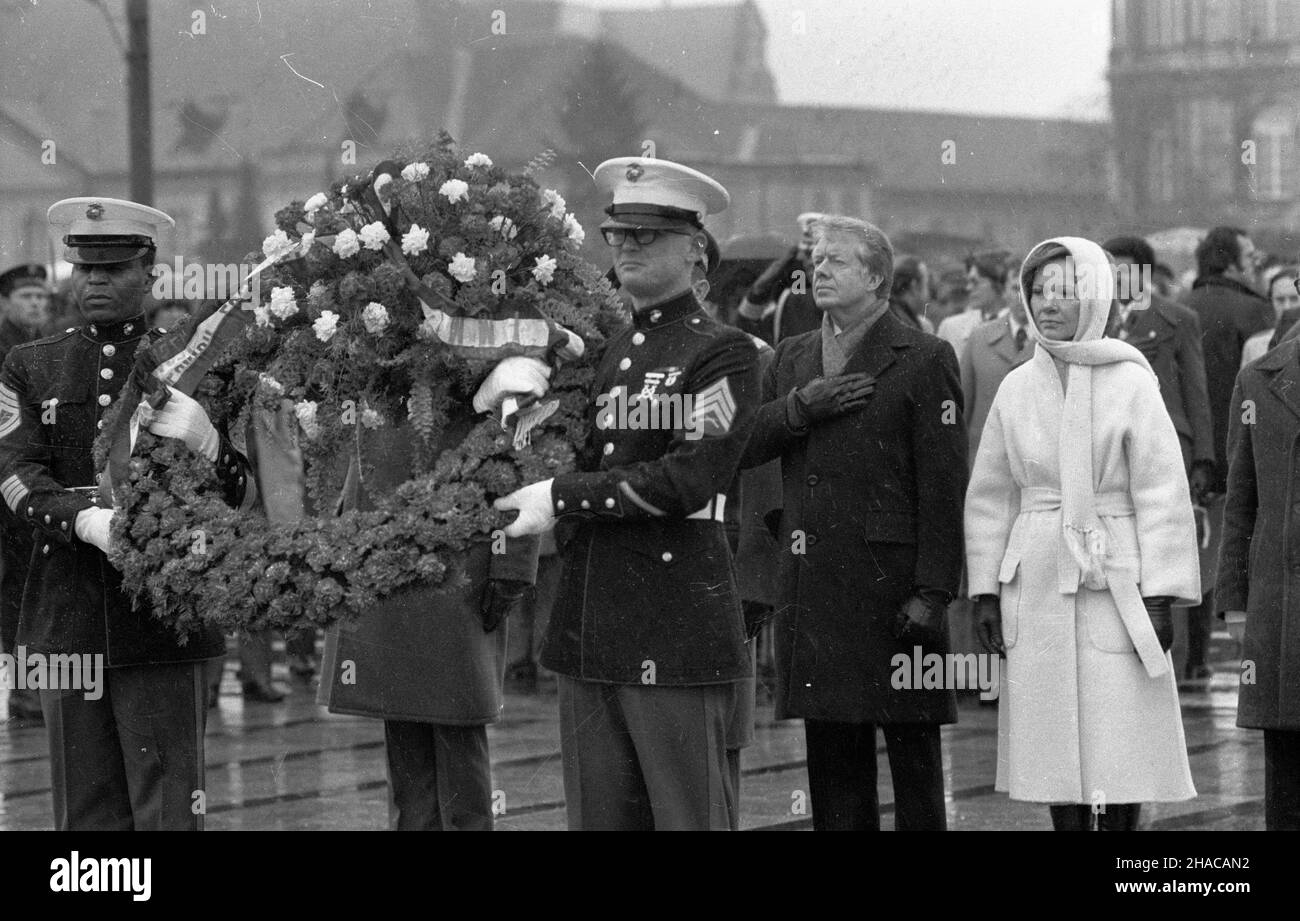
[
  {"x1": 741, "y1": 215, "x2": 968, "y2": 831},
  {"x1": 1217, "y1": 326, "x2": 1300, "y2": 831}
]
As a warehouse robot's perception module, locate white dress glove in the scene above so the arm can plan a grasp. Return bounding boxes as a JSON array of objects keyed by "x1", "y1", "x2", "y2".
[
  {"x1": 74, "y1": 507, "x2": 115, "y2": 554},
  {"x1": 146, "y1": 386, "x2": 220, "y2": 461},
  {"x1": 493, "y1": 478, "x2": 556, "y2": 538},
  {"x1": 473, "y1": 357, "x2": 552, "y2": 414}
]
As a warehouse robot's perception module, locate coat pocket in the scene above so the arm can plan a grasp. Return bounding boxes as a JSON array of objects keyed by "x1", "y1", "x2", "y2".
[{"x1": 1083, "y1": 590, "x2": 1138, "y2": 654}]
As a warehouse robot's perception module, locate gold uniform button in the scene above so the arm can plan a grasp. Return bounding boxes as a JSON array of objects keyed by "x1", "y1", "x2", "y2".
[
  {"x1": 632, "y1": 332, "x2": 646, "y2": 346},
  {"x1": 100, "y1": 368, "x2": 113, "y2": 380},
  {"x1": 618, "y1": 357, "x2": 632, "y2": 371},
  {"x1": 61, "y1": 521, "x2": 68, "y2": 530},
  {"x1": 580, "y1": 499, "x2": 590, "y2": 509},
  {"x1": 556, "y1": 500, "x2": 565, "y2": 511},
  {"x1": 102, "y1": 344, "x2": 116, "y2": 357},
  {"x1": 604, "y1": 498, "x2": 615, "y2": 509},
  {"x1": 97, "y1": 420, "x2": 104, "y2": 429},
  {"x1": 43, "y1": 514, "x2": 51, "y2": 524},
  {"x1": 603, "y1": 443, "x2": 614, "y2": 456},
  {"x1": 98, "y1": 394, "x2": 111, "y2": 406},
  {"x1": 41, "y1": 544, "x2": 49, "y2": 555},
  {"x1": 661, "y1": 551, "x2": 673, "y2": 563}
]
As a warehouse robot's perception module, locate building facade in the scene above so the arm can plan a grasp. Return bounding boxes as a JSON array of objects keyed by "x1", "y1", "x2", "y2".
[{"x1": 1109, "y1": 0, "x2": 1300, "y2": 235}]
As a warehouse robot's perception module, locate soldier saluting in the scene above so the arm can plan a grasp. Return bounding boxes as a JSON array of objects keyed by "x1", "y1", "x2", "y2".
[
  {"x1": 0, "y1": 198, "x2": 254, "y2": 830},
  {"x1": 496, "y1": 158, "x2": 759, "y2": 830}
]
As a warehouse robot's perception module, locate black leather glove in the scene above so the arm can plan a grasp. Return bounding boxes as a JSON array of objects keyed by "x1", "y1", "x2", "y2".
[
  {"x1": 791, "y1": 374, "x2": 876, "y2": 426},
  {"x1": 1144, "y1": 595, "x2": 1173, "y2": 653},
  {"x1": 1188, "y1": 460, "x2": 1216, "y2": 504},
  {"x1": 974, "y1": 594, "x2": 1005, "y2": 657},
  {"x1": 893, "y1": 593, "x2": 948, "y2": 646},
  {"x1": 480, "y1": 579, "x2": 530, "y2": 633}
]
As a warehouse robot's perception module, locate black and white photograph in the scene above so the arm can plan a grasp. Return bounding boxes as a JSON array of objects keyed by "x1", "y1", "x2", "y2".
[{"x1": 0, "y1": 0, "x2": 1294, "y2": 879}]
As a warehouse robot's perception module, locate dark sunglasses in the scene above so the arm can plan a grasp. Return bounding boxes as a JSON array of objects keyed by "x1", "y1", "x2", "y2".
[{"x1": 601, "y1": 227, "x2": 694, "y2": 247}]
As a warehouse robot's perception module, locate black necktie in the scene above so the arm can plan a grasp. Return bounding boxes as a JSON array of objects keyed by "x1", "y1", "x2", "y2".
[{"x1": 1014, "y1": 325, "x2": 1027, "y2": 353}]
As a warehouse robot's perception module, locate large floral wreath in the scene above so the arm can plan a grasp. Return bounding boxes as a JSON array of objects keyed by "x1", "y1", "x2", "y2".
[{"x1": 96, "y1": 135, "x2": 624, "y2": 640}]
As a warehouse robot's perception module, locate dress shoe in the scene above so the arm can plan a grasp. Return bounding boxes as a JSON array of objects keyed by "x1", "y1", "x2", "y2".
[{"x1": 241, "y1": 680, "x2": 286, "y2": 703}]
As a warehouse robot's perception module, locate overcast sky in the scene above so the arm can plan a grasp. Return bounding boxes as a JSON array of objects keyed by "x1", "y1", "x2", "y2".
[{"x1": 589, "y1": 0, "x2": 1113, "y2": 120}]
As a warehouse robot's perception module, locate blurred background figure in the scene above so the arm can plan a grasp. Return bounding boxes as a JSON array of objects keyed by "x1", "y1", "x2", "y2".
[
  {"x1": 0, "y1": 263, "x2": 52, "y2": 726},
  {"x1": 1182, "y1": 227, "x2": 1274, "y2": 684},
  {"x1": 932, "y1": 264, "x2": 972, "y2": 323},
  {"x1": 736, "y1": 212, "x2": 822, "y2": 345},
  {"x1": 937, "y1": 249, "x2": 1009, "y2": 357},
  {"x1": 1103, "y1": 235, "x2": 1216, "y2": 685},
  {"x1": 149, "y1": 298, "x2": 193, "y2": 331},
  {"x1": 1253, "y1": 265, "x2": 1300, "y2": 358},
  {"x1": 888, "y1": 255, "x2": 935, "y2": 333},
  {"x1": 1153, "y1": 263, "x2": 1181, "y2": 301}
]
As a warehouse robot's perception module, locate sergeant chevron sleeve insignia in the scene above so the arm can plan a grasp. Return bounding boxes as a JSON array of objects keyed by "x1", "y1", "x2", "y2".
[
  {"x1": 689, "y1": 376, "x2": 736, "y2": 438},
  {"x1": 1, "y1": 473, "x2": 28, "y2": 513},
  {"x1": 0, "y1": 383, "x2": 20, "y2": 440}
]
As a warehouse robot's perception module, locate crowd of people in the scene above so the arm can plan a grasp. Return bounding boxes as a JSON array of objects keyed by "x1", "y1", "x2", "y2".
[{"x1": 1, "y1": 154, "x2": 1297, "y2": 832}]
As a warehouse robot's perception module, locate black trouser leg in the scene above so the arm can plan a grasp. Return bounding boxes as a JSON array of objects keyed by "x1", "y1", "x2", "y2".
[
  {"x1": 1049, "y1": 804, "x2": 1095, "y2": 831},
  {"x1": 1, "y1": 524, "x2": 40, "y2": 719},
  {"x1": 805, "y1": 719, "x2": 880, "y2": 830},
  {"x1": 1264, "y1": 729, "x2": 1300, "y2": 831},
  {"x1": 383, "y1": 720, "x2": 493, "y2": 831},
  {"x1": 1185, "y1": 591, "x2": 1213, "y2": 674},
  {"x1": 1096, "y1": 803, "x2": 1142, "y2": 831},
  {"x1": 883, "y1": 724, "x2": 946, "y2": 831},
  {"x1": 41, "y1": 661, "x2": 207, "y2": 831}
]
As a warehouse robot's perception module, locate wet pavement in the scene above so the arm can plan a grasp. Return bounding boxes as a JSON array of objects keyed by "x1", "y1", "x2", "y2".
[{"x1": 0, "y1": 634, "x2": 1261, "y2": 831}]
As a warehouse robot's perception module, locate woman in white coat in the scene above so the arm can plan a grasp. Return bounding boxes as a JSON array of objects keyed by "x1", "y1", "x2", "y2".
[{"x1": 964, "y1": 237, "x2": 1201, "y2": 831}]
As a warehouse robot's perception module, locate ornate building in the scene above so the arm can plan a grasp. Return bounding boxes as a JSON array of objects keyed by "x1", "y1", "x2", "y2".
[{"x1": 1109, "y1": 0, "x2": 1300, "y2": 234}]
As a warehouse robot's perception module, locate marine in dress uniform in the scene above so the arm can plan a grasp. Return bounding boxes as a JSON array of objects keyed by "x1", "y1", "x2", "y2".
[
  {"x1": 1, "y1": 263, "x2": 52, "y2": 724},
  {"x1": 0, "y1": 198, "x2": 253, "y2": 830},
  {"x1": 496, "y1": 158, "x2": 760, "y2": 830}
]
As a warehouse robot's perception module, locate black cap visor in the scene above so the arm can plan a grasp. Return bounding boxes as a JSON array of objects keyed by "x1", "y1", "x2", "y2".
[{"x1": 63, "y1": 235, "x2": 155, "y2": 266}]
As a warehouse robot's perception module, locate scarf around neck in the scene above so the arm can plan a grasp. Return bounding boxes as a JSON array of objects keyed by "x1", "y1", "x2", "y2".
[{"x1": 1020, "y1": 236, "x2": 1157, "y2": 592}]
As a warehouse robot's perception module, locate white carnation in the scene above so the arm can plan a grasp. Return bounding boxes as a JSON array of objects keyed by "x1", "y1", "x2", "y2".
[
  {"x1": 563, "y1": 213, "x2": 585, "y2": 245},
  {"x1": 313, "y1": 310, "x2": 340, "y2": 342},
  {"x1": 332, "y1": 228, "x2": 360, "y2": 258},
  {"x1": 304, "y1": 192, "x2": 329, "y2": 214},
  {"x1": 358, "y1": 221, "x2": 390, "y2": 251},
  {"x1": 439, "y1": 178, "x2": 469, "y2": 204},
  {"x1": 488, "y1": 215, "x2": 518, "y2": 240},
  {"x1": 294, "y1": 400, "x2": 320, "y2": 440},
  {"x1": 532, "y1": 254, "x2": 558, "y2": 285},
  {"x1": 253, "y1": 305, "x2": 271, "y2": 328},
  {"x1": 401, "y1": 224, "x2": 430, "y2": 256},
  {"x1": 360, "y1": 407, "x2": 384, "y2": 430},
  {"x1": 541, "y1": 189, "x2": 566, "y2": 220},
  {"x1": 262, "y1": 229, "x2": 293, "y2": 258},
  {"x1": 401, "y1": 162, "x2": 430, "y2": 182},
  {"x1": 464, "y1": 152, "x2": 493, "y2": 169},
  {"x1": 362, "y1": 301, "x2": 389, "y2": 335},
  {"x1": 299, "y1": 230, "x2": 316, "y2": 254},
  {"x1": 448, "y1": 252, "x2": 477, "y2": 283},
  {"x1": 269, "y1": 286, "x2": 298, "y2": 320}
]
